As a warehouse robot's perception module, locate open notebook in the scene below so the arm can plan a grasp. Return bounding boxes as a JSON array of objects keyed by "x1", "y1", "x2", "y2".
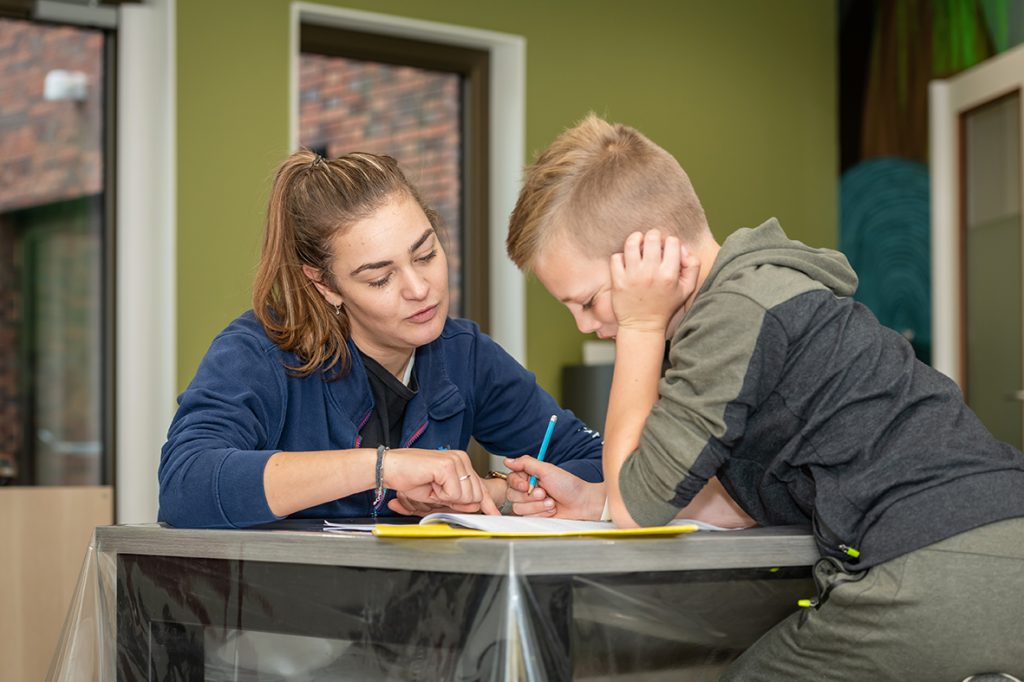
[{"x1": 323, "y1": 514, "x2": 738, "y2": 538}]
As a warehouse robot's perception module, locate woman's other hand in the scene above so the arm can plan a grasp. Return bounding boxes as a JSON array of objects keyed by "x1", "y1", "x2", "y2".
[{"x1": 389, "y1": 476, "x2": 507, "y2": 516}]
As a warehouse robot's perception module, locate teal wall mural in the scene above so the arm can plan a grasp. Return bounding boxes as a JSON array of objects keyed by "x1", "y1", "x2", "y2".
[{"x1": 839, "y1": 0, "x2": 1024, "y2": 362}]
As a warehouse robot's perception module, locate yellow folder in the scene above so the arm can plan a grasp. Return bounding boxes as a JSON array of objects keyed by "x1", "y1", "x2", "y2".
[{"x1": 371, "y1": 515, "x2": 700, "y2": 539}]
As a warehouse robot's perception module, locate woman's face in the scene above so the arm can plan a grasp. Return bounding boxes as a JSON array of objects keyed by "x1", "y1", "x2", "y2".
[{"x1": 312, "y1": 193, "x2": 450, "y2": 367}]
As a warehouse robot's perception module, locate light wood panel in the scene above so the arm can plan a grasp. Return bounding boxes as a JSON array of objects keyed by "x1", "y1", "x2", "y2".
[{"x1": 0, "y1": 486, "x2": 112, "y2": 682}]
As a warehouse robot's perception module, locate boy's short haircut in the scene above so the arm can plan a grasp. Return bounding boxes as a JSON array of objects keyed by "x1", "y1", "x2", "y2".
[{"x1": 507, "y1": 113, "x2": 709, "y2": 272}]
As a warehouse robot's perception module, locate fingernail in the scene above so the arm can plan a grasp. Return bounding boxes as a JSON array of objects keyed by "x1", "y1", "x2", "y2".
[{"x1": 544, "y1": 499, "x2": 554, "y2": 508}]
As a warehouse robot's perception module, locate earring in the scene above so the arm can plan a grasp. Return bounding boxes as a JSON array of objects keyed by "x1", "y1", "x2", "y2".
[{"x1": 334, "y1": 304, "x2": 341, "y2": 316}]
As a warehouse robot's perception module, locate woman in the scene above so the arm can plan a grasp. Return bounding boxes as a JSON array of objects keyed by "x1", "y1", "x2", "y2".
[{"x1": 158, "y1": 149, "x2": 603, "y2": 528}]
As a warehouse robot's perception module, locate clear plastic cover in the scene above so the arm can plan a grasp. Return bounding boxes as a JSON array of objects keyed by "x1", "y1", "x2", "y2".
[{"x1": 48, "y1": 525, "x2": 815, "y2": 681}]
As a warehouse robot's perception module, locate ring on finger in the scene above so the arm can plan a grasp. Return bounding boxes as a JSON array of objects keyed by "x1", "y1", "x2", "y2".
[{"x1": 458, "y1": 474, "x2": 471, "y2": 481}]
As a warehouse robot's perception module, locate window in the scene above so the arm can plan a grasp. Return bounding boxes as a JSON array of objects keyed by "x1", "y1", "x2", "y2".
[
  {"x1": 0, "y1": 16, "x2": 114, "y2": 485},
  {"x1": 299, "y1": 25, "x2": 490, "y2": 327}
]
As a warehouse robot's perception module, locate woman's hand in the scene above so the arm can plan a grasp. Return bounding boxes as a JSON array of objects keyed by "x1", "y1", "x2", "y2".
[
  {"x1": 383, "y1": 449, "x2": 500, "y2": 515},
  {"x1": 610, "y1": 230, "x2": 701, "y2": 335},
  {"x1": 503, "y1": 456, "x2": 605, "y2": 520},
  {"x1": 389, "y1": 476, "x2": 507, "y2": 516},
  {"x1": 388, "y1": 493, "x2": 473, "y2": 516}
]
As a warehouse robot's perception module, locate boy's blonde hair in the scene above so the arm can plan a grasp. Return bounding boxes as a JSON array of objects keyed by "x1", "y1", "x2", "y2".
[{"x1": 507, "y1": 114, "x2": 709, "y2": 271}]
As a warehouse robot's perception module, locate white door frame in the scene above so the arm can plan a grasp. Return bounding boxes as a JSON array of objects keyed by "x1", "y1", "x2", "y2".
[
  {"x1": 289, "y1": 3, "x2": 527, "y2": 364},
  {"x1": 116, "y1": 0, "x2": 177, "y2": 524},
  {"x1": 930, "y1": 44, "x2": 1024, "y2": 385}
]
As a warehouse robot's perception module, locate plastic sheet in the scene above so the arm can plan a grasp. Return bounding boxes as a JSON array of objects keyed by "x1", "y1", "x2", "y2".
[
  {"x1": 48, "y1": 523, "x2": 817, "y2": 681},
  {"x1": 47, "y1": 537, "x2": 116, "y2": 682}
]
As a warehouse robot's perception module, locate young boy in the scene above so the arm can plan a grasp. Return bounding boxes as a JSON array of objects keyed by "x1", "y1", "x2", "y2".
[{"x1": 503, "y1": 114, "x2": 1024, "y2": 679}]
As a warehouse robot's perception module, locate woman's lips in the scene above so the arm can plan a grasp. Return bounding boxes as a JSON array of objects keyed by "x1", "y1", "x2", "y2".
[{"x1": 408, "y1": 304, "x2": 438, "y2": 323}]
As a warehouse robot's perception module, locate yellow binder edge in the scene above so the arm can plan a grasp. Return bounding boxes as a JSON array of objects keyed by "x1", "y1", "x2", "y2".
[{"x1": 371, "y1": 523, "x2": 700, "y2": 539}]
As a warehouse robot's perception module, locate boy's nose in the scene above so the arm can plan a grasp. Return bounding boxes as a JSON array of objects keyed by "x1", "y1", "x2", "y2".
[{"x1": 573, "y1": 311, "x2": 601, "y2": 335}]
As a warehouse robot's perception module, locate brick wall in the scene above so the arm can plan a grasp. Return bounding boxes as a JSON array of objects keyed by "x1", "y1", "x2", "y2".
[
  {"x1": 0, "y1": 18, "x2": 104, "y2": 213},
  {"x1": 298, "y1": 55, "x2": 464, "y2": 314}
]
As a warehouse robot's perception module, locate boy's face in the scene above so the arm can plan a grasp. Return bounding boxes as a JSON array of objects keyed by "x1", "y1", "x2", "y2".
[{"x1": 533, "y1": 235, "x2": 619, "y2": 340}]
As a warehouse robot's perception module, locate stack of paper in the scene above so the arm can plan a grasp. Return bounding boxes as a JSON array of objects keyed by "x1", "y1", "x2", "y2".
[{"x1": 322, "y1": 513, "x2": 736, "y2": 538}]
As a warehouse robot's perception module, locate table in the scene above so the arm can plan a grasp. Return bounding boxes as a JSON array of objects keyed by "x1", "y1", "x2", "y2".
[{"x1": 50, "y1": 523, "x2": 819, "y2": 681}]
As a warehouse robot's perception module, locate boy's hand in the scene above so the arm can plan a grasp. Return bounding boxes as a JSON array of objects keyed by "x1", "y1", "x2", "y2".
[
  {"x1": 610, "y1": 230, "x2": 700, "y2": 334},
  {"x1": 504, "y1": 456, "x2": 606, "y2": 520}
]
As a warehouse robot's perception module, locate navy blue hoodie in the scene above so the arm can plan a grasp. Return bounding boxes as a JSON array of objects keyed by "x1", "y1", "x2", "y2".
[{"x1": 159, "y1": 313, "x2": 602, "y2": 528}]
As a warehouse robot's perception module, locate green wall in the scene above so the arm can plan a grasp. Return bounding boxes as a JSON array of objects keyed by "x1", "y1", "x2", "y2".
[{"x1": 176, "y1": 0, "x2": 837, "y2": 397}]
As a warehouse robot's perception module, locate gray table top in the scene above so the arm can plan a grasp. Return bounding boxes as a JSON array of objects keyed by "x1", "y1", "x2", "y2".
[{"x1": 94, "y1": 523, "x2": 819, "y2": 576}]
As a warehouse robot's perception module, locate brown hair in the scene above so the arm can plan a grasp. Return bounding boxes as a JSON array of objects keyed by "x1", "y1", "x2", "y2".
[
  {"x1": 507, "y1": 114, "x2": 710, "y2": 272},
  {"x1": 252, "y1": 149, "x2": 439, "y2": 377}
]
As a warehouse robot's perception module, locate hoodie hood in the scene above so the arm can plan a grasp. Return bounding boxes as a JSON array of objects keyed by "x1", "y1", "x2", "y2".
[{"x1": 702, "y1": 218, "x2": 858, "y2": 298}]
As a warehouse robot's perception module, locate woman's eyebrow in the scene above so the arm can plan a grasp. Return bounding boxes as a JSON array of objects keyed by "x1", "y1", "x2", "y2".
[
  {"x1": 349, "y1": 229, "x2": 436, "y2": 276},
  {"x1": 409, "y1": 228, "x2": 435, "y2": 253},
  {"x1": 350, "y1": 259, "x2": 392, "y2": 276}
]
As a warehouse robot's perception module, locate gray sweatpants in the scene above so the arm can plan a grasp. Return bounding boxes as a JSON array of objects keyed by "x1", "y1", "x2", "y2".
[{"x1": 722, "y1": 517, "x2": 1024, "y2": 681}]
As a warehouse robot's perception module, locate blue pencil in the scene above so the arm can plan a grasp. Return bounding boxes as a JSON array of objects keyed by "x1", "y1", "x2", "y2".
[{"x1": 528, "y1": 415, "x2": 558, "y2": 494}]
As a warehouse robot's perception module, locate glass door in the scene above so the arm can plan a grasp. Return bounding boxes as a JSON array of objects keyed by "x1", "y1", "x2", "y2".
[
  {"x1": 962, "y1": 93, "x2": 1022, "y2": 447},
  {"x1": 931, "y1": 43, "x2": 1024, "y2": 448}
]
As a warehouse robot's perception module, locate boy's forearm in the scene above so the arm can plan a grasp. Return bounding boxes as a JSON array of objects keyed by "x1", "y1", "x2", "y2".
[{"x1": 603, "y1": 327, "x2": 665, "y2": 527}]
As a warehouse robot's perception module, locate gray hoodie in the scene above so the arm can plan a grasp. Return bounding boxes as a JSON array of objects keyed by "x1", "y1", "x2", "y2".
[{"x1": 619, "y1": 218, "x2": 1024, "y2": 569}]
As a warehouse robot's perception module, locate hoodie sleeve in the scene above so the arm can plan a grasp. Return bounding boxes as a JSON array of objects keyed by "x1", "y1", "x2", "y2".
[
  {"x1": 158, "y1": 331, "x2": 287, "y2": 528},
  {"x1": 469, "y1": 331, "x2": 604, "y2": 482},
  {"x1": 619, "y1": 290, "x2": 788, "y2": 526}
]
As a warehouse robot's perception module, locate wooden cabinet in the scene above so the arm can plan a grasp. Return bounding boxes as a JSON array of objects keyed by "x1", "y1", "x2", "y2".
[{"x1": 0, "y1": 486, "x2": 112, "y2": 681}]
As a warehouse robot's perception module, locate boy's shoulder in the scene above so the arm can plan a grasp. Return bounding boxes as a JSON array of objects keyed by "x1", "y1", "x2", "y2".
[
  {"x1": 705, "y1": 262, "x2": 830, "y2": 312},
  {"x1": 702, "y1": 219, "x2": 858, "y2": 311}
]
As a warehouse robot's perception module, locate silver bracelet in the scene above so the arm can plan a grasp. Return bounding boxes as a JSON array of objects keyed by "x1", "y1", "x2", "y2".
[
  {"x1": 485, "y1": 471, "x2": 514, "y2": 515},
  {"x1": 373, "y1": 445, "x2": 389, "y2": 510}
]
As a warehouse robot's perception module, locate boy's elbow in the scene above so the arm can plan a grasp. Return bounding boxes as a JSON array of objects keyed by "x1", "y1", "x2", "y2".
[{"x1": 609, "y1": 498, "x2": 641, "y2": 529}]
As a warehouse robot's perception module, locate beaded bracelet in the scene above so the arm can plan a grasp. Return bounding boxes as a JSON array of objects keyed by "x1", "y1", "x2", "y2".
[{"x1": 373, "y1": 444, "x2": 389, "y2": 511}]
